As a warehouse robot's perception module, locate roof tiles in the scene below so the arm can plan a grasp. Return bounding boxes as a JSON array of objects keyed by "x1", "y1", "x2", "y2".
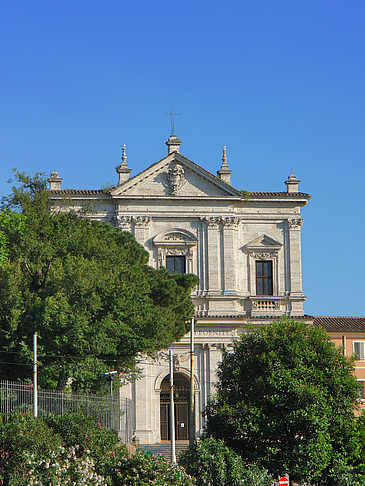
[{"x1": 314, "y1": 316, "x2": 365, "y2": 332}]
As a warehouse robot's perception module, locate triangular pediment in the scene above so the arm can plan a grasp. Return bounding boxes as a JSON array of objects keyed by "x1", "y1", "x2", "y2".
[
  {"x1": 245, "y1": 234, "x2": 282, "y2": 251},
  {"x1": 111, "y1": 153, "x2": 242, "y2": 198}
]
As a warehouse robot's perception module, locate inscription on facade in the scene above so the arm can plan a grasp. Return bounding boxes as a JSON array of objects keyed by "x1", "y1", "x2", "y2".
[{"x1": 195, "y1": 329, "x2": 239, "y2": 337}]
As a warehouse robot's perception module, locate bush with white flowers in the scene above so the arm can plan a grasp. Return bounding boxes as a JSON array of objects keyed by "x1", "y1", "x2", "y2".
[{"x1": 21, "y1": 446, "x2": 106, "y2": 486}]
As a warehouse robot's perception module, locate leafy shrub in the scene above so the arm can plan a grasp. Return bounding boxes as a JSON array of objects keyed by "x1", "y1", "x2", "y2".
[
  {"x1": 17, "y1": 446, "x2": 106, "y2": 486},
  {"x1": 317, "y1": 455, "x2": 365, "y2": 486},
  {"x1": 43, "y1": 412, "x2": 127, "y2": 474},
  {"x1": 108, "y1": 450, "x2": 194, "y2": 486},
  {"x1": 178, "y1": 437, "x2": 271, "y2": 486},
  {"x1": 0, "y1": 411, "x2": 62, "y2": 484},
  {"x1": 0, "y1": 411, "x2": 193, "y2": 486}
]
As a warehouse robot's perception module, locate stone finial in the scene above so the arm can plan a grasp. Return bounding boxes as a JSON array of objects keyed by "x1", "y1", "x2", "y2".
[
  {"x1": 217, "y1": 146, "x2": 232, "y2": 185},
  {"x1": 116, "y1": 144, "x2": 132, "y2": 185},
  {"x1": 48, "y1": 171, "x2": 63, "y2": 190},
  {"x1": 285, "y1": 172, "x2": 301, "y2": 193},
  {"x1": 166, "y1": 134, "x2": 182, "y2": 154}
]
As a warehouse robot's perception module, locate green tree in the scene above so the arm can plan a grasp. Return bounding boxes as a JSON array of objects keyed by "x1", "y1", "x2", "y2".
[
  {"x1": 0, "y1": 208, "x2": 25, "y2": 268},
  {"x1": 0, "y1": 171, "x2": 198, "y2": 392},
  {"x1": 205, "y1": 319, "x2": 360, "y2": 485}
]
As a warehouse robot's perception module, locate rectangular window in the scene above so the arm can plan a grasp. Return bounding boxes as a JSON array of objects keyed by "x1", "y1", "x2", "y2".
[
  {"x1": 166, "y1": 255, "x2": 186, "y2": 274},
  {"x1": 256, "y1": 260, "x2": 273, "y2": 295},
  {"x1": 358, "y1": 380, "x2": 365, "y2": 400},
  {"x1": 354, "y1": 342, "x2": 365, "y2": 360}
]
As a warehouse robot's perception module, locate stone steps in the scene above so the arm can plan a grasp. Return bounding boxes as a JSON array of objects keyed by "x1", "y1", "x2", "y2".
[{"x1": 138, "y1": 441, "x2": 189, "y2": 462}]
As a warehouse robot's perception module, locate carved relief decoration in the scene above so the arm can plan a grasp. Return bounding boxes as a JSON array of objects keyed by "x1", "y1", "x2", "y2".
[
  {"x1": 134, "y1": 216, "x2": 151, "y2": 227},
  {"x1": 221, "y1": 216, "x2": 240, "y2": 227},
  {"x1": 288, "y1": 218, "x2": 303, "y2": 229},
  {"x1": 201, "y1": 216, "x2": 221, "y2": 227},
  {"x1": 153, "y1": 229, "x2": 198, "y2": 270},
  {"x1": 248, "y1": 250, "x2": 277, "y2": 260},
  {"x1": 201, "y1": 216, "x2": 241, "y2": 228},
  {"x1": 114, "y1": 215, "x2": 133, "y2": 229},
  {"x1": 157, "y1": 247, "x2": 193, "y2": 268},
  {"x1": 114, "y1": 215, "x2": 151, "y2": 228},
  {"x1": 162, "y1": 233, "x2": 190, "y2": 242},
  {"x1": 167, "y1": 163, "x2": 186, "y2": 195}
]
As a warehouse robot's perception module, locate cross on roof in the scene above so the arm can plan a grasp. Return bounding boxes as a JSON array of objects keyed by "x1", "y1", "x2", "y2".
[{"x1": 165, "y1": 106, "x2": 181, "y2": 135}]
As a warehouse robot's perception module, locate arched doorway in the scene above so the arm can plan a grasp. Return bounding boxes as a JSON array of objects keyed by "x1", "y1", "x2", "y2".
[{"x1": 160, "y1": 373, "x2": 190, "y2": 441}]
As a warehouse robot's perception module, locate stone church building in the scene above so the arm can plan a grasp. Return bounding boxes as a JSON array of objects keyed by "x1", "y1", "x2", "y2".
[{"x1": 49, "y1": 134, "x2": 365, "y2": 444}]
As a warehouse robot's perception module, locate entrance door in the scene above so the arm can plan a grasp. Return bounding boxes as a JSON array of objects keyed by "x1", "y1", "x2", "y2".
[
  {"x1": 176, "y1": 403, "x2": 188, "y2": 440},
  {"x1": 160, "y1": 373, "x2": 190, "y2": 441}
]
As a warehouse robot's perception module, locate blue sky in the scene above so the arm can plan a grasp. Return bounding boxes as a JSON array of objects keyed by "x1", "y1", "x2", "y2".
[{"x1": 0, "y1": 1, "x2": 364, "y2": 316}]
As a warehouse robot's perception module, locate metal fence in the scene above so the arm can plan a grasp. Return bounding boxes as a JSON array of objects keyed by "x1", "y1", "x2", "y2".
[{"x1": 0, "y1": 380, "x2": 134, "y2": 443}]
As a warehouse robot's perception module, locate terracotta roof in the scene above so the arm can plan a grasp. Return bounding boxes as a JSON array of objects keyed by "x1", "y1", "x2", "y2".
[
  {"x1": 50, "y1": 189, "x2": 108, "y2": 195},
  {"x1": 249, "y1": 191, "x2": 310, "y2": 198},
  {"x1": 50, "y1": 188, "x2": 310, "y2": 199},
  {"x1": 194, "y1": 314, "x2": 312, "y2": 320},
  {"x1": 314, "y1": 316, "x2": 365, "y2": 332}
]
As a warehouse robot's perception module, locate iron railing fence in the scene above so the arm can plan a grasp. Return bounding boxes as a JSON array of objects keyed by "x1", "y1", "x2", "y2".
[{"x1": 0, "y1": 380, "x2": 133, "y2": 443}]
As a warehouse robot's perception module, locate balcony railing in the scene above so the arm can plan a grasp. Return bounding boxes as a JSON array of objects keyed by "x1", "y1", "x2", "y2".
[{"x1": 250, "y1": 297, "x2": 282, "y2": 315}]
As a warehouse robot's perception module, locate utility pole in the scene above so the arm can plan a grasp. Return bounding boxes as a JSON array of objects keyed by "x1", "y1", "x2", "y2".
[
  {"x1": 33, "y1": 333, "x2": 38, "y2": 417},
  {"x1": 189, "y1": 317, "x2": 195, "y2": 444},
  {"x1": 169, "y1": 350, "x2": 176, "y2": 463},
  {"x1": 105, "y1": 371, "x2": 117, "y2": 429}
]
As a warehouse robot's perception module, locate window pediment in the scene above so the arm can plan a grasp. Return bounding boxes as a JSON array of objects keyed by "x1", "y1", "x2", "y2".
[
  {"x1": 153, "y1": 229, "x2": 197, "y2": 272},
  {"x1": 245, "y1": 234, "x2": 282, "y2": 258},
  {"x1": 153, "y1": 229, "x2": 198, "y2": 248}
]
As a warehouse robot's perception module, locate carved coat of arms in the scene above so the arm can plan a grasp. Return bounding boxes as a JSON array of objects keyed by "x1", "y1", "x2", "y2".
[{"x1": 167, "y1": 164, "x2": 185, "y2": 195}]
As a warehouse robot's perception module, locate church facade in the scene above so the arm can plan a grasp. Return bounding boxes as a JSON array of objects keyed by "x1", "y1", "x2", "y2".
[{"x1": 49, "y1": 134, "x2": 364, "y2": 444}]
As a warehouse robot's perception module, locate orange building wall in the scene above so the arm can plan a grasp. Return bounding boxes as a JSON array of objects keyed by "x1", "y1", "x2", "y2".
[{"x1": 329, "y1": 332, "x2": 365, "y2": 411}]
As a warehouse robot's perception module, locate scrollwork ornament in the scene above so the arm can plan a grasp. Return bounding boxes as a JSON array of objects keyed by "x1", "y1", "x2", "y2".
[
  {"x1": 249, "y1": 251, "x2": 275, "y2": 259},
  {"x1": 288, "y1": 218, "x2": 303, "y2": 229},
  {"x1": 114, "y1": 215, "x2": 133, "y2": 228},
  {"x1": 165, "y1": 248, "x2": 186, "y2": 256},
  {"x1": 221, "y1": 216, "x2": 240, "y2": 227},
  {"x1": 201, "y1": 216, "x2": 221, "y2": 227},
  {"x1": 133, "y1": 216, "x2": 151, "y2": 227}
]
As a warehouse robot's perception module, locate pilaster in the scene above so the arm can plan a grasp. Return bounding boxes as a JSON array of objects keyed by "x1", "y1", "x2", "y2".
[
  {"x1": 202, "y1": 217, "x2": 221, "y2": 292},
  {"x1": 114, "y1": 214, "x2": 133, "y2": 232},
  {"x1": 287, "y1": 218, "x2": 304, "y2": 295},
  {"x1": 133, "y1": 216, "x2": 151, "y2": 249},
  {"x1": 221, "y1": 217, "x2": 240, "y2": 293},
  {"x1": 287, "y1": 218, "x2": 305, "y2": 316},
  {"x1": 208, "y1": 343, "x2": 224, "y2": 392}
]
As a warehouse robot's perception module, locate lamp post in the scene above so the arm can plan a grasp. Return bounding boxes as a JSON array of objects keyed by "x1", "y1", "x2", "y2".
[
  {"x1": 169, "y1": 350, "x2": 176, "y2": 463},
  {"x1": 189, "y1": 318, "x2": 195, "y2": 444},
  {"x1": 33, "y1": 333, "x2": 38, "y2": 418},
  {"x1": 105, "y1": 371, "x2": 118, "y2": 429}
]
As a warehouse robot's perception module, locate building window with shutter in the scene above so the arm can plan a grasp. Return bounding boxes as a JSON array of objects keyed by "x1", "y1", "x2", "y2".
[
  {"x1": 354, "y1": 342, "x2": 365, "y2": 360},
  {"x1": 166, "y1": 255, "x2": 186, "y2": 274},
  {"x1": 256, "y1": 260, "x2": 273, "y2": 296}
]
